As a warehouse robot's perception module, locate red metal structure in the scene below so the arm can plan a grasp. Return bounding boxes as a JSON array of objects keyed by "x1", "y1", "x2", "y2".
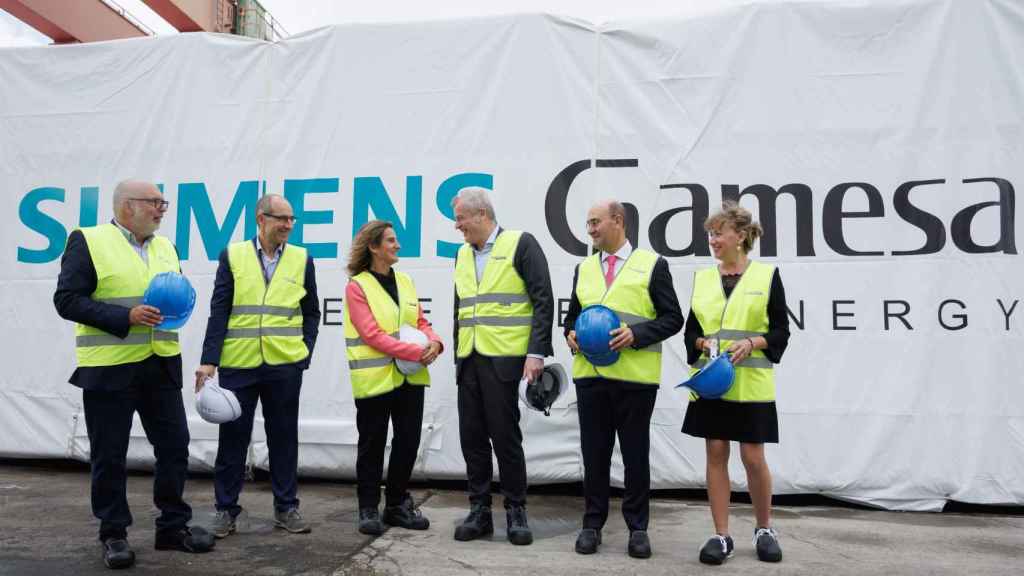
[
  {"x1": 0, "y1": 0, "x2": 149, "y2": 43},
  {"x1": 3, "y1": 0, "x2": 283, "y2": 44}
]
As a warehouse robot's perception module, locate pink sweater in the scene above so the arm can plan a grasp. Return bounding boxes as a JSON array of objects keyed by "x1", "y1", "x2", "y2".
[{"x1": 345, "y1": 280, "x2": 443, "y2": 362}]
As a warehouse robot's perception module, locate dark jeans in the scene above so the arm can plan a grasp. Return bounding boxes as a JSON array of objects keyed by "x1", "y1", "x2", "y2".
[
  {"x1": 214, "y1": 372, "x2": 302, "y2": 515},
  {"x1": 82, "y1": 355, "x2": 192, "y2": 541},
  {"x1": 354, "y1": 382, "x2": 425, "y2": 509},
  {"x1": 576, "y1": 379, "x2": 657, "y2": 531},
  {"x1": 457, "y1": 353, "x2": 527, "y2": 509}
]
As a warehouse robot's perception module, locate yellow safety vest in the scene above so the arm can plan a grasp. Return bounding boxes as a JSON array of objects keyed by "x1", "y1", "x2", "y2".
[
  {"x1": 75, "y1": 224, "x2": 182, "y2": 367},
  {"x1": 572, "y1": 249, "x2": 662, "y2": 385},
  {"x1": 343, "y1": 270, "x2": 430, "y2": 399},
  {"x1": 220, "y1": 240, "x2": 309, "y2": 368},
  {"x1": 454, "y1": 230, "x2": 533, "y2": 359},
  {"x1": 689, "y1": 260, "x2": 776, "y2": 402}
]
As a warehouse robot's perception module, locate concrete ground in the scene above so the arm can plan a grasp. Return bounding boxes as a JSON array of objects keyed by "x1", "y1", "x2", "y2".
[{"x1": 1, "y1": 461, "x2": 1021, "y2": 575}]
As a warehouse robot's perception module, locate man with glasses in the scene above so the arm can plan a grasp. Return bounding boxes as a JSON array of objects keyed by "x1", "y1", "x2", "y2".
[
  {"x1": 54, "y1": 179, "x2": 215, "y2": 569},
  {"x1": 195, "y1": 193, "x2": 320, "y2": 538},
  {"x1": 563, "y1": 200, "x2": 684, "y2": 559}
]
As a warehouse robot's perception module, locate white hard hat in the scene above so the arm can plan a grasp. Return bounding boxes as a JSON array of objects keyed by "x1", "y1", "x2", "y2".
[
  {"x1": 396, "y1": 325, "x2": 429, "y2": 375},
  {"x1": 196, "y1": 377, "x2": 242, "y2": 424}
]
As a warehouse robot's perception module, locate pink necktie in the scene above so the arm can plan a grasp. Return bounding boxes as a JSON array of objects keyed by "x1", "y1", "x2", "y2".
[{"x1": 604, "y1": 254, "x2": 617, "y2": 287}]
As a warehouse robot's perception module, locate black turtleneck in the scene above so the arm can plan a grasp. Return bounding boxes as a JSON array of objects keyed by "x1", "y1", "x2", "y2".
[{"x1": 370, "y1": 268, "x2": 399, "y2": 304}]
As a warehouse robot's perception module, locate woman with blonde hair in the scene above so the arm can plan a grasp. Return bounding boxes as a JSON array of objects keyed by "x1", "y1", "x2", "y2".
[
  {"x1": 343, "y1": 220, "x2": 443, "y2": 535},
  {"x1": 682, "y1": 201, "x2": 790, "y2": 564}
]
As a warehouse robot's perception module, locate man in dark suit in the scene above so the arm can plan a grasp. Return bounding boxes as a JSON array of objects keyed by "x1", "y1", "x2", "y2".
[
  {"x1": 54, "y1": 179, "x2": 215, "y2": 570},
  {"x1": 564, "y1": 199, "x2": 684, "y2": 559},
  {"x1": 450, "y1": 188, "x2": 553, "y2": 546},
  {"x1": 195, "y1": 193, "x2": 320, "y2": 538}
]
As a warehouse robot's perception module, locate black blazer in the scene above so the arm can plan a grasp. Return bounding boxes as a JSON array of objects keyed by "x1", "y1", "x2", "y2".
[
  {"x1": 562, "y1": 252, "x2": 685, "y2": 386},
  {"x1": 53, "y1": 229, "x2": 183, "y2": 391},
  {"x1": 453, "y1": 229, "x2": 554, "y2": 383},
  {"x1": 199, "y1": 238, "x2": 320, "y2": 388}
]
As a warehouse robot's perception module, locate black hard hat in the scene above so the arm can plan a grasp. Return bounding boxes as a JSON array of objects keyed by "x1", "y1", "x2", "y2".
[{"x1": 519, "y1": 363, "x2": 567, "y2": 416}]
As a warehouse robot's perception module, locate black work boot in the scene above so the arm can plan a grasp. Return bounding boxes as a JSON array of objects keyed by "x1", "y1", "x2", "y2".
[
  {"x1": 506, "y1": 505, "x2": 533, "y2": 546},
  {"x1": 453, "y1": 503, "x2": 493, "y2": 541},
  {"x1": 575, "y1": 528, "x2": 601, "y2": 554},
  {"x1": 383, "y1": 494, "x2": 430, "y2": 530},
  {"x1": 358, "y1": 508, "x2": 385, "y2": 536},
  {"x1": 627, "y1": 530, "x2": 652, "y2": 559}
]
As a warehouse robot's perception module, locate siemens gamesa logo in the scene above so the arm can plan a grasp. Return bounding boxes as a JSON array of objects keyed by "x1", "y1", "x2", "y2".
[{"x1": 16, "y1": 160, "x2": 1018, "y2": 264}]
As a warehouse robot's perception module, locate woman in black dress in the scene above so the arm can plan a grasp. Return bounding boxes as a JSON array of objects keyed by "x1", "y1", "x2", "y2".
[{"x1": 682, "y1": 201, "x2": 790, "y2": 565}]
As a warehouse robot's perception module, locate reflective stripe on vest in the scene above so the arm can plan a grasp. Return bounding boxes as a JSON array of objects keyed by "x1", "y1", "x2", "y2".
[
  {"x1": 689, "y1": 260, "x2": 776, "y2": 402},
  {"x1": 345, "y1": 332, "x2": 398, "y2": 348},
  {"x1": 220, "y1": 241, "x2": 309, "y2": 368},
  {"x1": 571, "y1": 249, "x2": 662, "y2": 385},
  {"x1": 76, "y1": 331, "x2": 179, "y2": 347},
  {"x1": 224, "y1": 327, "x2": 303, "y2": 339},
  {"x1": 454, "y1": 230, "x2": 533, "y2": 359},
  {"x1": 230, "y1": 305, "x2": 300, "y2": 317},
  {"x1": 343, "y1": 270, "x2": 430, "y2": 399},
  {"x1": 75, "y1": 224, "x2": 182, "y2": 367}
]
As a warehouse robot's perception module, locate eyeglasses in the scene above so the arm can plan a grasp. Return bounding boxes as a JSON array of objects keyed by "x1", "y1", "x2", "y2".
[
  {"x1": 262, "y1": 212, "x2": 297, "y2": 224},
  {"x1": 128, "y1": 197, "x2": 170, "y2": 210}
]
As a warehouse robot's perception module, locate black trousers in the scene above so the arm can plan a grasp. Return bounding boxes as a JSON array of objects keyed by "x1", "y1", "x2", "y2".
[
  {"x1": 457, "y1": 353, "x2": 527, "y2": 509},
  {"x1": 214, "y1": 372, "x2": 302, "y2": 515},
  {"x1": 575, "y1": 379, "x2": 658, "y2": 532},
  {"x1": 82, "y1": 355, "x2": 192, "y2": 541},
  {"x1": 354, "y1": 382, "x2": 425, "y2": 509}
]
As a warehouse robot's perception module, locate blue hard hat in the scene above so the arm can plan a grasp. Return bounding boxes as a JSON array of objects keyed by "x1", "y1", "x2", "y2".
[
  {"x1": 574, "y1": 304, "x2": 621, "y2": 367},
  {"x1": 142, "y1": 272, "x2": 196, "y2": 331},
  {"x1": 676, "y1": 353, "x2": 735, "y2": 399}
]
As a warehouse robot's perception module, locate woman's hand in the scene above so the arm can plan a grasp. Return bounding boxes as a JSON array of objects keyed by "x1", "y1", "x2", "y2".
[
  {"x1": 420, "y1": 341, "x2": 442, "y2": 365},
  {"x1": 726, "y1": 338, "x2": 756, "y2": 365}
]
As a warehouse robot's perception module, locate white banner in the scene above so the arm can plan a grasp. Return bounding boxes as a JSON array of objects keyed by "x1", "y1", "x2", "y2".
[{"x1": 2, "y1": 1, "x2": 1022, "y2": 511}]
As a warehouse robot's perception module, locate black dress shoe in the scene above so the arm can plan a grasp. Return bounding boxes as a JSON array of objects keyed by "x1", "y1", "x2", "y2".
[
  {"x1": 628, "y1": 530, "x2": 652, "y2": 559},
  {"x1": 154, "y1": 526, "x2": 215, "y2": 553},
  {"x1": 505, "y1": 505, "x2": 533, "y2": 546},
  {"x1": 102, "y1": 538, "x2": 135, "y2": 569},
  {"x1": 453, "y1": 504, "x2": 493, "y2": 541},
  {"x1": 574, "y1": 528, "x2": 601, "y2": 554},
  {"x1": 382, "y1": 495, "x2": 430, "y2": 530},
  {"x1": 358, "y1": 508, "x2": 385, "y2": 536}
]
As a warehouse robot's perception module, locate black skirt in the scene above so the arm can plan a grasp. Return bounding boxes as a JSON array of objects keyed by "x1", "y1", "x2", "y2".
[{"x1": 681, "y1": 398, "x2": 779, "y2": 444}]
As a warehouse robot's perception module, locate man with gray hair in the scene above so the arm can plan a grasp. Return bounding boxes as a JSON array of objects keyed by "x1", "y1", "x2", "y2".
[
  {"x1": 54, "y1": 179, "x2": 215, "y2": 569},
  {"x1": 451, "y1": 188, "x2": 554, "y2": 546},
  {"x1": 196, "y1": 193, "x2": 321, "y2": 538}
]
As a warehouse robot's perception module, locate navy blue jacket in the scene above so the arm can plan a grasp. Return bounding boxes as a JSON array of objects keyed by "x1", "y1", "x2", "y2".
[
  {"x1": 53, "y1": 229, "x2": 183, "y2": 391},
  {"x1": 199, "y1": 238, "x2": 320, "y2": 389}
]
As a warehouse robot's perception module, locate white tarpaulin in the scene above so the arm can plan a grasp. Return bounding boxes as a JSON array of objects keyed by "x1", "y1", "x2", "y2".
[{"x1": 1, "y1": 0, "x2": 1021, "y2": 511}]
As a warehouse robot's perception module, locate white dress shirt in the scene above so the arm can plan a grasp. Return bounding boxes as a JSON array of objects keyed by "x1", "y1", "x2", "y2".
[
  {"x1": 472, "y1": 225, "x2": 501, "y2": 284},
  {"x1": 601, "y1": 241, "x2": 632, "y2": 281}
]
